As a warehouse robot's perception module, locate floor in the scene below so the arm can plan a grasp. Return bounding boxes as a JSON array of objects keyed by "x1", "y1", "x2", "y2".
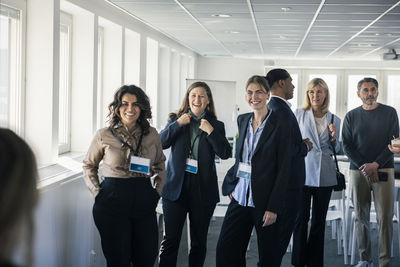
[{"x1": 155, "y1": 214, "x2": 400, "y2": 267}]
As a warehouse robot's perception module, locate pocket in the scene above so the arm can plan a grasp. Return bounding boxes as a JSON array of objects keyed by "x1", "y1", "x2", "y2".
[{"x1": 94, "y1": 180, "x2": 115, "y2": 204}]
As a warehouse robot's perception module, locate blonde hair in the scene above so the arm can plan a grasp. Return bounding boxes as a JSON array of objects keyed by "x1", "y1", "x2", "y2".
[
  {"x1": 0, "y1": 129, "x2": 38, "y2": 266},
  {"x1": 303, "y1": 78, "x2": 330, "y2": 114}
]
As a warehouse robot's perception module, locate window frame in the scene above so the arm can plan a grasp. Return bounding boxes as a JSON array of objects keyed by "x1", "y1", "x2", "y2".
[
  {"x1": 58, "y1": 11, "x2": 73, "y2": 154},
  {"x1": 96, "y1": 26, "x2": 104, "y2": 130}
]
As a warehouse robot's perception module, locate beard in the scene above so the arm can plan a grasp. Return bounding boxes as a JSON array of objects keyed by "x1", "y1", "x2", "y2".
[{"x1": 362, "y1": 97, "x2": 377, "y2": 106}]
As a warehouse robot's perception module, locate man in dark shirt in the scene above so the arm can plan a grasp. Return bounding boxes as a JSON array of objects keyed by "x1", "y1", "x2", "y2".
[{"x1": 342, "y1": 77, "x2": 399, "y2": 267}]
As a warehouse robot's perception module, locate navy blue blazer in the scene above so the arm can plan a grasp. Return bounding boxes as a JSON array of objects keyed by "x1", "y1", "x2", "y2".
[
  {"x1": 160, "y1": 112, "x2": 232, "y2": 204},
  {"x1": 268, "y1": 97, "x2": 307, "y2": 189},
  {"x1": 222, "y1": 111, "x2": 292, "y2": 214}
]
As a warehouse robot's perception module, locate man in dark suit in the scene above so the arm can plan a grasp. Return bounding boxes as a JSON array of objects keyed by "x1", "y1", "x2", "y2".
[
  {"x1": 265, "y1": 68, "x2": 312, "y2": 265},
  {"x1": 216, "y1": 75, "x2": 293, "y2": 267}
]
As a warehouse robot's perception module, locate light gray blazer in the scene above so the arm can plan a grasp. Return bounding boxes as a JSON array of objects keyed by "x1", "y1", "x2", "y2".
[{"x1": 295, "y1": 108, "x2": 341, "y2": 187}]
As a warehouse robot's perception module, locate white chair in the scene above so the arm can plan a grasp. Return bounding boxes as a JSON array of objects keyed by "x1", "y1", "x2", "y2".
[
  {"x1": 155, "y1": 200, "x2": 194, "y2": 255},
  {"x1": 337, "y1": 161, "x2": 352, "y2": 241},
  {"x1": 326, "y1": 189, "x2": 348, "y2": 264}
]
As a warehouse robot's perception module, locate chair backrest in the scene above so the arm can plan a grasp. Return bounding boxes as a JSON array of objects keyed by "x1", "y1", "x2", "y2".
[
  {"x1": 338, "y1": 161, "x2": 350, "y2": 181},
  {"x1": 331, "y1": 189, "x2": 345, "y2": 201}
]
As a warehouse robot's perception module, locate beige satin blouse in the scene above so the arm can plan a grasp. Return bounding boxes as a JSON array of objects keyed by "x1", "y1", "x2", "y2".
[{"x1": 82, "y1": 123, "x2": 166, "y2": 196}]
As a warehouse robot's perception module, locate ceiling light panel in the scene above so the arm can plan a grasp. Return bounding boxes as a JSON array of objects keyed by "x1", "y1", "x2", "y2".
[
  {"x1": 109, "y1": 0, "x2": 400, "y2": 60},
  {"x1": 252, "y1": 0, "x2": 322, "y2": 4}
]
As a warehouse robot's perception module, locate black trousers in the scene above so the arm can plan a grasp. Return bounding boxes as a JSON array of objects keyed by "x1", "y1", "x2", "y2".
[
  {"x1": 159, "y1": 172, "x2": 216, "y2": 267},
  {"x1": 216, "y1": 199, "x2": 280, "y2": 267},
  {"x1": 93, "y1": 177, "x2": 160, "y2": 267},
  {"x1": 292, "y1": 186, "x2": 333, "y2": 267},
  {"x1": 276, "y1": 187, "x2": 303, "y2": 266}
]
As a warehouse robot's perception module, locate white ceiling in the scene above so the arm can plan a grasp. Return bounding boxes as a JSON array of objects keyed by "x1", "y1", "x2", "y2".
[{"x1": 108, "y1": 0, "x2": 400, "y2": 60}]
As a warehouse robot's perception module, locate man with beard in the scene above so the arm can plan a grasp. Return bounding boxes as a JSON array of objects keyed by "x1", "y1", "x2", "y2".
[{"x1": 342, "y1": 77, "x2": 399, "y2": 267}]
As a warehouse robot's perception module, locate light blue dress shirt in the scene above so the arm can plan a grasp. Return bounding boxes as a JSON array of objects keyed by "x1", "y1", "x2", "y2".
[{"x1": 232, "y1": 112, "x2": 271, "y2": 207}]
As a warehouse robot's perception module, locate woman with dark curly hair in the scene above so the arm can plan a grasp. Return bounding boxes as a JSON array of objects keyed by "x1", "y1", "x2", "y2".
[{"x1": 83, "y1": 85, "x2": 166, "y2": 267}]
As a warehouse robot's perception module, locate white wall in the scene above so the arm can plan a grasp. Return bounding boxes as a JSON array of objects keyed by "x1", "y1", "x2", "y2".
[
  {"x1": 25, "y1": 0, "x2": 60, "y2": 165},
  {"x1": 196, "y1": 57, "x2": 265, "y2": 114},
  {"x1": 32, "y1": 178, "x2": 105, "y2": 267},
  {"x1": 61, "y1": 2, "x2": 96, "y2": 153},
  {"x1": 124, "y1": 28, "x2": 140, "y2": 86},
  {"x1": 158, "y1": 46, "x2": 172, "y2": 129}
]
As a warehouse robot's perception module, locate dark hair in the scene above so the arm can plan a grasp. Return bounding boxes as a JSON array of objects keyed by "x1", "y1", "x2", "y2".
[
  {"x1": 265, "y1": 68, "x2": 290, "y2": 88},
  {"x1": 246, "y1": 75, "x2": 270, "y2": 92},
  {"x1": 0, "y1": 129, "x2": 38, "y2": 266},
  {"x1": 357, "y1": 77, "x2": 379, "y2": 91},
  {"x1": 107, "y1": 85, "x2": 152, "y2": 135},
  {"x1": 169, "y1": 81, "x2": 217, "y2": 120}
]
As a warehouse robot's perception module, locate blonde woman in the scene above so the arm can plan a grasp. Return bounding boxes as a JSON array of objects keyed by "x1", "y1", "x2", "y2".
[{"x1": 292, "y1": 78, "x2": 341, "y2": 267}]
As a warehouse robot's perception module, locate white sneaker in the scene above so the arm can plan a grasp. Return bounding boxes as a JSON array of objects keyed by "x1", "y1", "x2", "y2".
[{"x1": 355, "y1": 260, "x2": 373, "y2": 267}]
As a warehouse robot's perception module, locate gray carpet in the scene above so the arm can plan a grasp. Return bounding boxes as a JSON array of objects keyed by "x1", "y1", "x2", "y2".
[{"x1": 156, "y1": 216, "x2": 400, "y2": 267}]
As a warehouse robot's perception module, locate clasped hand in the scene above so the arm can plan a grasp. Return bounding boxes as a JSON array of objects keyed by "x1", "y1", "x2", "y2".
[
  {"x1": 177, "y1": 113, "x2": 214, "y2": 135},
  {"x1": 359, "y1": 162, "x2": 379, "y2": 183}
]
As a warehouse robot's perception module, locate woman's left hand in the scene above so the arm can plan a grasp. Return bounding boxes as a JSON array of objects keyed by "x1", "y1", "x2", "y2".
[
  {"x1": 199, "y1": 119, "x2": 214, "y2": 135},
  {"x1": 328, "y1": 123, "x2": 337, "y2": 138}
]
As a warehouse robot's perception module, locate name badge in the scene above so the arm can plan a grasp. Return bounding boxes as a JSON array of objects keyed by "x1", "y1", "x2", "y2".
[
  {"x1": 185, "y1": 158, "x2": 198, "y2": 174},
  {"x1": 130, "y1": 156, "x2": 151, "y2": 175},
  {"x1": 237, "y1": 162, "x2": 251, "y2": 179}
]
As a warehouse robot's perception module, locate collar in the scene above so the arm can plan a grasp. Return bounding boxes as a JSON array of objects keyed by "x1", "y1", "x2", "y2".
[
  {"x1": 270, "y1": 95, "x2": 292, "y2": 107},
  {"x1": 113, "y1": 122, "x2": 142, "y2": 137},
  {"x1": 189, "y1": 110, "x2": 206, "y2": 121}
]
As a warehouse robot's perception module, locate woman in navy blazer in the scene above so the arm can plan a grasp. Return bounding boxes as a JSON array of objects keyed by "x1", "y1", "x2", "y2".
[
  {"x1": 292, "y1": 78, "x2": 341, "y2": 267},
  {"x1": 158, "y1": 81, "x2": 232, "y2": 267},
  {"x1": 216, "y1": 75, "x2": 292, "y2": 267}
]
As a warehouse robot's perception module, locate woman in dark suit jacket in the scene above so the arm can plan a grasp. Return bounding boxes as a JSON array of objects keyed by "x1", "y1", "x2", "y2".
[
  {"x1": 158, "y1": 81, "x2": 232, "y2": 267},
  {"x1": 216, "y1": 75, "x2": 293, "y2": 267}
]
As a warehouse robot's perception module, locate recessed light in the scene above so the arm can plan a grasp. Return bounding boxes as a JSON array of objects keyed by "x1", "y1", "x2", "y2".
[
  {"x1": 225, "y1": 30, "x2": 240, "y2": 34},
  {"x1": 212, "y1": 14, "x2": 231, "y2": 18},
  {"x1": 281, "y1": 7, "x2": 292, "y2": 12},
  {"x1": 358, "y1": 43, "x2": 372, "y2": 48}
]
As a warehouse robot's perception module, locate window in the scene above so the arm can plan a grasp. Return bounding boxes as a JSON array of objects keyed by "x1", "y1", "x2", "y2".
[
  {"x1": 0, "y1": 3, "x2": 22, "y2": 133},
  {"x1": 289, "y1": 73, "x2": 298, "y2": 111},
  {"x1": 58, "y1": 12, "x2": 72, "y2": 154},
  {"x1": 347, "y1": 74, "x2": 376, "y2": 112},
  {"x1": 124, "y1": 28, "x2": 140, "y2": 86},
  {"x1": 308, "y1": 74, "x2": 337, "y2": 114},
  {"x1": 387, "y1": 75, "x2": 400, "y2": 115}
]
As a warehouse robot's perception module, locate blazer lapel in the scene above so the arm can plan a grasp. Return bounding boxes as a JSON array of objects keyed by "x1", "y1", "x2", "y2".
[{"x1": 236, "y1": 114, "x2": 252, "y2": 159}]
